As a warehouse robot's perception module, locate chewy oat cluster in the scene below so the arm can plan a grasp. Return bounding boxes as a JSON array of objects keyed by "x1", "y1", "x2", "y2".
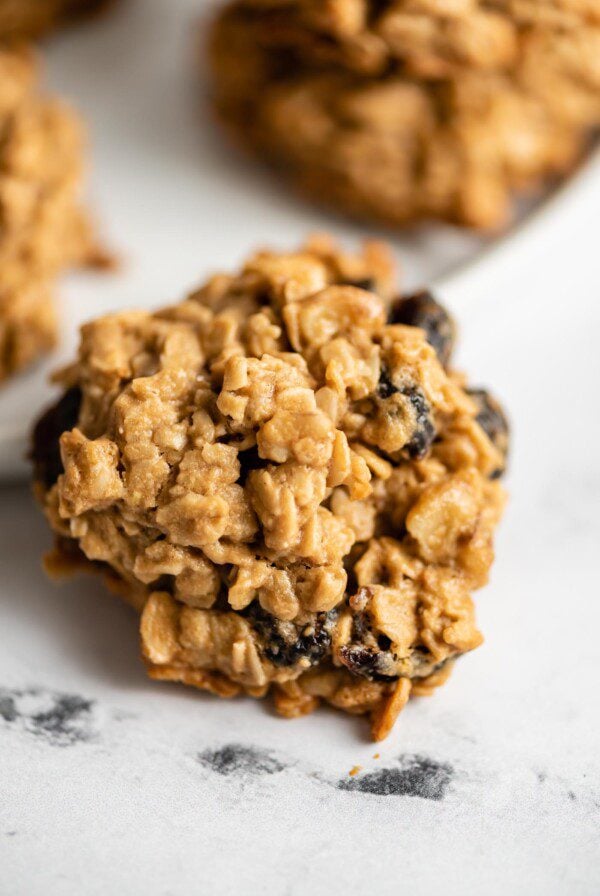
[
  {"x1": 33, "y1": 237, "x2": 508, "y2": 739},
  {"x1": 0, "y1": 0, "x2": 111, "y2": 41},
  {"x1": 0, "y1": 46, "x2": 97, "y2": 383},
  {"x1": 209, "y1": 0, "x2": 600, "y2": 229}
]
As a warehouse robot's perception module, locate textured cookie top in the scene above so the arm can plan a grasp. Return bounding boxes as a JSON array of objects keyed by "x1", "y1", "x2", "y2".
[
  {"x1": 226, "y1": 0, "x2": 600, "y2": 80},
  {"x1": 0, "y1": 48, "x2": 88, "y2": 279},
  {"x1": 209, "y1": 0, "x2": 600, "y2": 228},
  {"x1": 0, "y1": 0, "x2": 111, "y2": 42},
  {"x1": 0, "y1": 46, "x2": 95, "y2": 381},
  {"x1": 35, "y1": 238, "x2": 507, "y2": 734}
]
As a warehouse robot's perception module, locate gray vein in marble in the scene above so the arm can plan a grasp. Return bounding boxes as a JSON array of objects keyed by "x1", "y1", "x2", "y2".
[
  {"x1": 197, "y1": 743, "x2": 285, "y2": 777},
  {"x1": 195, "y1": 741, "x2": 456, "y2": 801},
  {"x1": 0, "y1": 686, "x2": 96, "y2": 747},
  {"x1": 337, "y1": 754, "x2": 454, "y2": 800}
]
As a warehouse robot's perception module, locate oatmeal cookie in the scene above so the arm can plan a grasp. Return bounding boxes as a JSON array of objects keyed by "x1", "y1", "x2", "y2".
[
  {"x1": 208, "y1": 0, "x2": 600, "y2": 228},
  {"x1": 32, "y1": 236, "x2": 508, "y2": 739},
  {"x1": 0, "y1": 0, "x2": 113, "y2": 42},
  {"x1": 0, "y1": 47, "x2": 98, "y2": 383}
]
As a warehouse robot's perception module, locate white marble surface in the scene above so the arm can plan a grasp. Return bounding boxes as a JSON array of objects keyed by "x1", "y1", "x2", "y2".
[{"x1": 1, "y1": 0, "x2": 600, "y2": 893}]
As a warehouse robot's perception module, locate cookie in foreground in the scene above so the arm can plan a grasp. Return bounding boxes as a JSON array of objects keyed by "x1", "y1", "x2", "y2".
[
  {"x1": 0, "y1": 47, "x2": 101, "y2": 383},
  {"x1": 32, "y1": 236, "x2": 508, "y2": 740},
  {"x1": 208, "y1": 0, "x2": 600, "y2": 229}
]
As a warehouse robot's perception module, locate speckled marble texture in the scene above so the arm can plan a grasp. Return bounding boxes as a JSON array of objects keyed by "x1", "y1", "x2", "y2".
[{"x1": 1, "y1": 0, "x2": 600, "y2": 893}]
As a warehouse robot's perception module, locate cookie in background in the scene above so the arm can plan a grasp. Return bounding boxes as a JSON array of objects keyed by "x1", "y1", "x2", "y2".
[
  {"x1": 0, "y1": 0, "x2": 115, "y2": 42},
  {"x1": 0, "y1": 46, "x2": 107, "y2": 384},
  {"x1": 208, "y1": 0, "x2": 600, "y2": 229}
]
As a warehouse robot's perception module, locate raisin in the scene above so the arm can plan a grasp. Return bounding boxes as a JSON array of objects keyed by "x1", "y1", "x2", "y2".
[
  {"x1": 339, "y1": 645, "x2": 397, "y2": 682},
  {"x1": 376, "y1": 367, "x2": 397, "y2": 400},
  {"x1": 338, "y1": 593, "x2": 399, "y2": 682},
  {"x1": 345, "y1": 277, "x2": 376, "y2": 292},
  {"x1": 377, "y1": 370, "x2": 435, "y2": 459},
  {"x1": 467, "y1": 388, "x2": 509, "y2": 478},
  {"x1": 388, "y1": 290, "x2": 455, "y2": 368},
  {"x1": 237, "y1": 445, "x2": 263, "y2": 485},
  {"x1": 248, "y1": 604, "x2": 336, "y2": 668},
  {"x1": 30, "y1": 387, "x2": 82, "y2": 488},
  {"x1": 403, "y1": 386, "x2": 435, "y2": 459}
]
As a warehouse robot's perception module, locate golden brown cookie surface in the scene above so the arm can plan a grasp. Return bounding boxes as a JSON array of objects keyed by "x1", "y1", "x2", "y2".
[
  {"x1": 209, "y1": 0, "x2": 600, "y2": 228},
  {"x1": 0, "y1": 0, "x2": 113, "y2": 42},
  {"x1": 0, "y1": 47, "x2": 98, "y2": 383},
  {"x1": 33, "y1": 237, "x2": 508, "y2": 739}
]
